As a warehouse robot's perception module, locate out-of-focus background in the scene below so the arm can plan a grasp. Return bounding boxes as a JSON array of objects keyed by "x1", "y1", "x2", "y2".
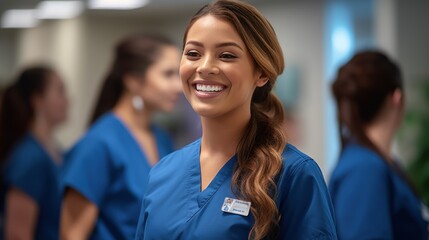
[{"x1": 0, "y1": 0, "x2": 428, "y2": 178}]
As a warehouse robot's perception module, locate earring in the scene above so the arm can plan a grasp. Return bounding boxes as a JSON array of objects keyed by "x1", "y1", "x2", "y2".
[{"x1": 132, "y1": 95, "x2": 144, "y2": 111}]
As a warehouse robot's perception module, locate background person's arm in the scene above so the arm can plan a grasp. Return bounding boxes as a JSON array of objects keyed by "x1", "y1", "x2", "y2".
[
  {"x1": 5, "y1": 187, "x2": 38, "y2": 240},
  {"x1": 60, "y1": 188, "x2": 98, "y2": 240}
]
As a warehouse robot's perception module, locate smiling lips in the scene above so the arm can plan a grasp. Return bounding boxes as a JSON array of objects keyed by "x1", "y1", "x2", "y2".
[{"x1": 193, "y1": 83, "x2": 226, "y2": 98}]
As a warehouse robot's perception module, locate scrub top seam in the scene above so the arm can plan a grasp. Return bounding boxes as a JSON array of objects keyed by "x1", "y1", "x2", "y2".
[
  {"x1": 185, "y1": 140, "x2": 202, "y2": 221},
  {"x1": 283, "y1": 157, "x2": 311, "y2": 182}
]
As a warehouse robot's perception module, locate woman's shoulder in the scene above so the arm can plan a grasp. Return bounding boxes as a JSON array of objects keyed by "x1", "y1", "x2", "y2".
[
  {"x1": 86, "y1": 112, "x2": 121, "y2": 137},
  {"x1": 5, "y1": 135, "x2": 53, "y2": 182},
  {"x1": 278, "y1": 144, "x2": 329, "y2": 194},
  {"x1": 64, "y1": 116, "x2": 119, "y2": 161},
  {"x1": 329, "y1": 143, "x2": 392, "y2": 196},
  {"x1": 71, "y1": 113, "x2": 123, "y2": 147},
  {"x1": 281, "y1": 144, "x2": 322, "y2": 176},
  {"x1": 333, "y1": 143, "x2": 389, "y2": 177},
  {"x1": 7, "y1": 134, "x2": 46, "y2": 163}
]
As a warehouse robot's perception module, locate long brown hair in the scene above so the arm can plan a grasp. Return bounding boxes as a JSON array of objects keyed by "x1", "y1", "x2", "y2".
[
  {"x1": 0, "y1": 66, "x2": 55, "y2": 163},
  {"x1": 332, "y1": 51, "x2": 402, "y2": 156},
  {"x1": 184, "y1": 1, "x2": 287, "y2": 239},
  {"x1": 90, "y1": 33, "x2": 174, "y2": 124}
]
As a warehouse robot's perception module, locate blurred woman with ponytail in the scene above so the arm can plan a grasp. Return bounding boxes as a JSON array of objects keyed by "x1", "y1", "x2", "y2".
[
  {"x1": 135, "y1": 1, "x2": 337, "y2": 239},
  {"x1": 0, "y1": 66, "x2": 69, "y2": 240},
  {"x1": 329, "y1": 50, "x2": 429, "y2": 239},
  {"x1": 60, "y1": 33, "x2": 181, "y2": 240}
]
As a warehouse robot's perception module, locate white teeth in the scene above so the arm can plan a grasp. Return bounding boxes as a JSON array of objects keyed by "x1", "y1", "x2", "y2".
[{"x1": 196, "y1": 84, "x2": 224, "y2": 92}]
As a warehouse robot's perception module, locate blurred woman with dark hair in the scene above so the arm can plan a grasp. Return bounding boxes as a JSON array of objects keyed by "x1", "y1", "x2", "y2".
[
  {"x1": 60, "y1": 33, "x2": 181, "y2": 240},
  {"x1": 329, "y1": 50, "x2": 429, "y2": 239},
  {"x1": 0, "y1": 66, "x2": 69, "y2": 240}
]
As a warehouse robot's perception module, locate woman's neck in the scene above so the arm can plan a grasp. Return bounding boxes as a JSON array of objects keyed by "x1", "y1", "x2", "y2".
[
  {"x1": 200, "y1": 107, "x2": 251, "y2": 160},
  {"x1": 113, "y1": 95, "x2": 152, "y2": 133},
  {"x1": 30, "y1": 116, "x2": 60, "y2": 162},
  {"x1": 365, "y1": 119, "x2": 396, "y2": 160}
]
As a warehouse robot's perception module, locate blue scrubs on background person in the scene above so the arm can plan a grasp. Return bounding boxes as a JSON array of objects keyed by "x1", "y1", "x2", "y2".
[
  {"x1": 329, "y1": 50, "x2": 429, "y2": 239},
  {"x1": 2, "y1": 134, "x2": 62, "y2": 240},
  {"x1": 63, "y1": 112, "x2": 173, "y2": 240},
  {"x1": 135, "y1": 139, "x2": 337, "y2": 239},
  {"x1": 60, "y1": 33, "x2": 181, "y2": 239},
  {"x1": 0, "y1": 65, "x2": 68, "y2": 240},
  {"x1": 329, "y1": 143, "x2": 429, "y2": 240}
]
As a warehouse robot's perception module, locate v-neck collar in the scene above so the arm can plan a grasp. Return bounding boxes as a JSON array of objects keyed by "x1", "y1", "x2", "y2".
[
  {"x1": 110, "y1": 113, "x2": 158, "y2": 168},
  {"x1": 188, "y1": 139, "x2": 237, "y2": 209}
]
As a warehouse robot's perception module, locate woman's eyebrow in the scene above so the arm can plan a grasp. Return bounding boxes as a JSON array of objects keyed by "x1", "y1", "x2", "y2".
[
  {"x1": 215, "y1": 42, "x2": 243, "y2": 51},
  {"x1": 185, "y1": 41, "x2": 243, "y2": 51}
]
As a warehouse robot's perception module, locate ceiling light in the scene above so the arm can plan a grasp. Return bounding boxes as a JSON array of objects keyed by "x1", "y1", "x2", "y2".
[
  {"x1": 37, "y1": 1, "x2": 84, "y2": 19},
  {"x1": 1, "y1": 9, "x2": 39, "y2": 28},
  {"x1": 88, "y1": 0, "x2": 150, "y2": 10}
]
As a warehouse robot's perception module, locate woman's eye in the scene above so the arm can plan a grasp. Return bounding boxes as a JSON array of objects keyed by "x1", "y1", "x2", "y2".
[
  {"x1": 184, "y1": 50, "x2": 200, "y2": 58},
  {"x1": 220, "y1": 53, "x2": 237, "y2": 59}
]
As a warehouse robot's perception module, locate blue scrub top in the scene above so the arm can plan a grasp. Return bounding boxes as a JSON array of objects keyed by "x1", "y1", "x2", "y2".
[
  {"x1": 2, "y1": 134, "x2": 62, "y2": 240},
  {"x1": 329, "y1": 143, "x2": 429, "y2": 240},
  {"x1": 62, "y1": 112, "x2": 174, "y2": 240},
  {"x1": 135, "y1": 139, "x2": 337, "y2": 239}
]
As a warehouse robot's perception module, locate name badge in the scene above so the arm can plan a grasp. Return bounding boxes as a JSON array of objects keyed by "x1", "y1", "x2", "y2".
[{"x1": 221, "y1": 197, "x2": 251, "y2": 216}]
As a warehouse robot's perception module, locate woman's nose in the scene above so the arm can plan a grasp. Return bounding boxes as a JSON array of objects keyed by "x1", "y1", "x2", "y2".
[{"x1": 196, "y1": 56, "x2": 220, "y2": 76}]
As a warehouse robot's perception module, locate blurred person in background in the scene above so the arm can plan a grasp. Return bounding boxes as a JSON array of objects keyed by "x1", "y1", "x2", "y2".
[
  {"x1": 60, "y1": 33, "x2": 181, "y2": 240},
  {"x1": 0, "y1": 66, "x2": 69, "y2": 240},
  {"x1": 329, "y1": 50, "x2": 429, "y2": 239},
  {"x1": 135, "y1": 1, "x2": 337, "y2": 239}
]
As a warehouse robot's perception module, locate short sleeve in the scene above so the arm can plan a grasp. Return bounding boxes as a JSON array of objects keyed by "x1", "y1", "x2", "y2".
[
  {"x1": 277, "y1": 159, "x2": 337, "y2": 239},
  {"x1": 62, "y1": 137, "x2": 112, "y2": 206},
  {"x1": 329, "y1": 161, "x2": 393, "y2": 239},
  {"x1": 5, "y1": 155, "x2": 50, "y2": 204}
]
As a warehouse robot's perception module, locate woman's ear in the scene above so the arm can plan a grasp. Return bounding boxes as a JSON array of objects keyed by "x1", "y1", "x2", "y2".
[
  {"x1": 255, "y1": 70, "x2": 269, "y2": 87},
  {"x1": 391, "y1": 88, "x2": 403, "y2": 107}
]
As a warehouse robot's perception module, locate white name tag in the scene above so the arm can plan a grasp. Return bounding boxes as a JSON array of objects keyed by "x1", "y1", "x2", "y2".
[{"x1": 221, "y1": 197, "x2": 251, "y2": 216}]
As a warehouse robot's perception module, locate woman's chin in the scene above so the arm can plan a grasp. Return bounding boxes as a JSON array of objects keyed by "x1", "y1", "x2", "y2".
[{"x1": 192, "y1": 105, "x2": 222, "y2": 119}]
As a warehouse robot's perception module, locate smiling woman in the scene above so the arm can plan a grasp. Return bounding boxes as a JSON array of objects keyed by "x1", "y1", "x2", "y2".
[
  {"x1": 135, "y1": 1, "x2": 337, "y2": 239},
  {"x1": 180, "y1": 14, "x2": 264, "y2": 120}
]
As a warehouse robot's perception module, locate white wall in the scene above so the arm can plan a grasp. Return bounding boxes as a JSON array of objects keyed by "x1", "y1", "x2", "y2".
[
  {"x1": 391, "y1": 0, "x2": 429, "y2": 164},
  {"x1": 258, "y1": 1, "x2": 327, "y2": 171},
  {"x1": 0, "y1": 30, "x2": 17, "y2": 84},
  {"x1": 396, "y1": 0, "x2": 429, "y2": 83},
  {"x1": 375, "y1": 0, "x2": 429, "y2": 107}
]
